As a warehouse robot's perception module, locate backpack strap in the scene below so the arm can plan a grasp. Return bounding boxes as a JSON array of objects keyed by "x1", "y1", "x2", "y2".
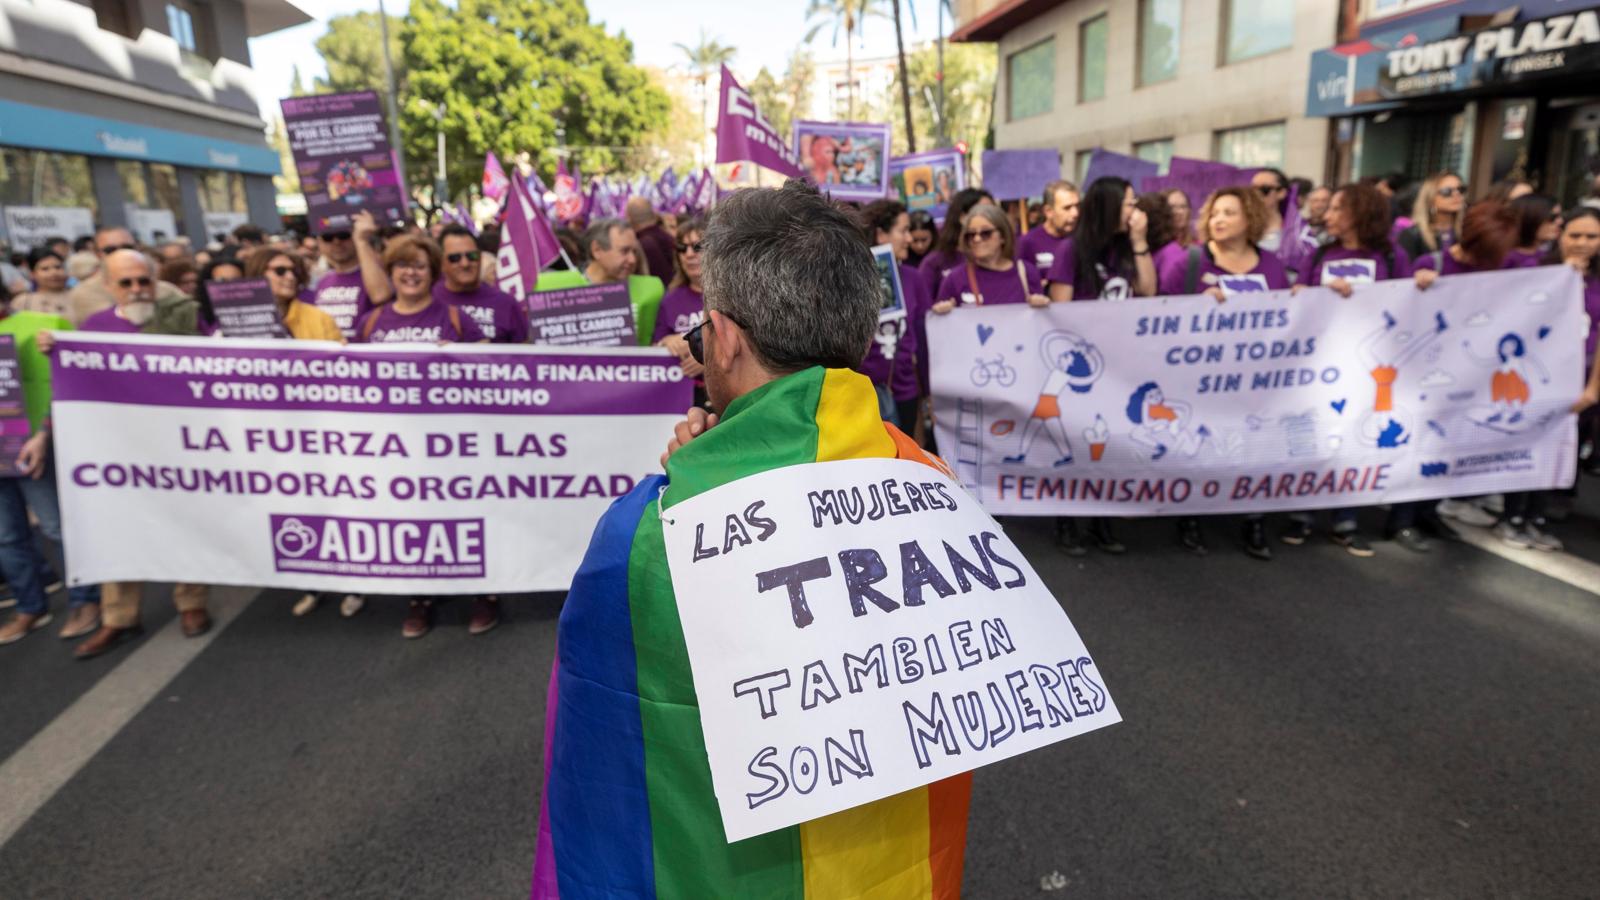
[
  {"x1": 1014, "y1": 260, "x2": 1030, "y2": 298},
  {"x1": 1306, "y1": 242, "x2": 1331, "y2": 285},
  {"x1": 1183, "y1": 245, "x2": 1204, "y2": 295},
  {"x1": 964, "y1": 260, "x2": 983, "y2": 305}
]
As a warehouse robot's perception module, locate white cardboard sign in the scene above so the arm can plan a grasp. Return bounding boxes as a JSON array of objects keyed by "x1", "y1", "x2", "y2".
[{"x1": 662, "y1": 456, "x2": 1120, "y2": 842}]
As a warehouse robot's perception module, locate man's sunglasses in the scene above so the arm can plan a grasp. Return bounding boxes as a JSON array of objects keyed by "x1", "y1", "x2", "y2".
[
  {"x1": 98, "y1": 243, "x2": 138, "y2": 255},
  {"x1": 685, "y1": 321, "x2": 707, "y2": 365},
  {"x1": 320, "y1": 231, "x2": 353, "y2": 242},
  {"x1": 116, "y1": 276, "x2": 153, "y2": 288},
  {"x1": 446, "y1": 251, "x2": 481, "y2": 263},
  {"x1": 677, "y1": 241, "x2": 704, "y2": 254}
]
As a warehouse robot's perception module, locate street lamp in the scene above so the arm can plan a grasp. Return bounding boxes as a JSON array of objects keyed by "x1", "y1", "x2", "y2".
[{"x1": 416, "y1": 99, "x2": 448, "y2": 208}]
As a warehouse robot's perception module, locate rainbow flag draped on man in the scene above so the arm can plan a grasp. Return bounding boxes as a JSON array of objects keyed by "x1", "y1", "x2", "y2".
[{"x1": 532, "y1": 367, "x2": 971, "y2": 899}]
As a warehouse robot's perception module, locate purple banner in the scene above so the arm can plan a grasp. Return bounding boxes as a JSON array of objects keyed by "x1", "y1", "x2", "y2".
[
  {"x1": 888, "y1": 148, "x2": 966, "y2": 219},
  {"x1": 1141, "y1": 164, "x2": 1260, "y2": 226},
  {"x1": 527, "y1": 283, "x2": 636, "y2": 347},
  {"x1": 980, "y1": 149, "x2": 1061, "y2": 202},
  {"x1": 716, "y1": 65, "x2": 804, "y2": 178},
  {"x1": 52, "y1": 337, "x2": 690, "y2": 416},
  {"x1": 209, "y1": 278, "x2": 287, "y2": 339},
  {"x1": 0, "y1": 335, "x2": 27, "y2": 477},
  {"x1": 280, "y1": 91, "x2": 407, "y2": 235},
  {"x1": 1082, "y1": 148, "x2": 1159, "y2": 190}
]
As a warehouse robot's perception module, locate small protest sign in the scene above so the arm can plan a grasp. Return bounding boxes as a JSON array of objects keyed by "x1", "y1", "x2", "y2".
[
  {"x1": 0, "y1": 335, "x2": 28, "y2": 477},
  {"x1": 208, "y1": 278, "x2": 287, "y2": 338},
  {"x1": 1082, "y1": 148, "x2": 1158, "y2": 189},
  {"x1": 527, "y1": 282, "x2": 636, "y2": 347},
  {"x1": 979, "y1": 149, "x2": 1061, "y2": 202},
  {"x1": 873, "y1": 244, "x2": 906, "y2": 322},
  {"x1": 662, "y1": 456, "x2": 1120, "y2": 841}
]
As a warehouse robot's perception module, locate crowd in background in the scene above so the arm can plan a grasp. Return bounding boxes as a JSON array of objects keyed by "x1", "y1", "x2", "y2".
[{"x1": 1, "y1": 164, "x2": 1598, "y2": 656}]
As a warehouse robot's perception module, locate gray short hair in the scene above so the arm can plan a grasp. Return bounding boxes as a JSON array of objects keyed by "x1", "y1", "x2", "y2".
[
  {"x1": 702, "y1": 180, "x2": 877, "y2": 373},
  {"x1": 584, "y1": 218, "x2": 628, "y2": 253}
]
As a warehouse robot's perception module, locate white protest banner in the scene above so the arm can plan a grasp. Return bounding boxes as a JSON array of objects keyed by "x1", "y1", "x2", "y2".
[
  {"x1": 53, "y1": 333, "x2": 692, "y2": 593},
  {"x1": 2, "y1": 205, "x2": 94, "y2": 247},
  {"x1": 661, "y1": 457, "x2": 1119, "y2": 842},
  {"x1": 930, "y1": 267, "x2": 1585, "y2": 516}
]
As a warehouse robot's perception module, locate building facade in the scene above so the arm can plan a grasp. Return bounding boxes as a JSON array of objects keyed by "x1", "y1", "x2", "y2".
[
  {"x1": 0, "y1": 0, "x2": 307, "y2": 249},
  {"x1": 954, "y1": 0, "x2": 1339, "y2": 185},
  {"x1": 1307, "y1": 0, "x2": 1600, "y2": 207}
]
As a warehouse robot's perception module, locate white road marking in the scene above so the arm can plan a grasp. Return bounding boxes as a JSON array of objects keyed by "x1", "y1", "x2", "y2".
[
  {"x1": 0, "y1": 586, "x2": 255, "y2": 848},
  {"x1": 1454, "y1": 525, "x2": 1600, "y2": 597}
]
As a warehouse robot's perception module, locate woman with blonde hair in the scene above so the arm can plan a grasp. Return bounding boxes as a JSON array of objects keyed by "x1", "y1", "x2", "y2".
[
  {"x1": 930, "y1": 202, "x2": 1048, "y2": 310},
  {"x1": 1397, "y1": 172, "x2": 1466, "y2": 261}
]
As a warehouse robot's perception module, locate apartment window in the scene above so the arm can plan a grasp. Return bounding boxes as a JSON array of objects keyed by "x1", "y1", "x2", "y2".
[
  {"x1": 1075, "y1": 150, "x2": 1093, "y2": 184},
  {"x1": 1215, "y1": 122, "x2": 1286, "y2": 168},
  {"x1": 1079, "y1": 14, "x2": 1107, "y2": 103},
  {"x1": 166, "y1": 3, "x2": 196, "y2": 51},
  {"x1": 91, "y1": 0, "x2": 137, "y2": 39},
  {"x1": 1222, "y1": 0, "x2": 1293, "y2": 64},
  {"x1": 1138, "y1": 0, "x2": 1182, "y2": 86},
  {"x1": 0, "y1": 148, "x2": 97, "y2": 211},
  {"x1": 1134, "y1": 138, "x2": 1175, "y2": 174},
  {"x1": 1368, "y1": 0, "x2": 1451, "y2": 16},
  {"x1": 1007, "y1": 38, "x2": 1055, "y2": 121}
]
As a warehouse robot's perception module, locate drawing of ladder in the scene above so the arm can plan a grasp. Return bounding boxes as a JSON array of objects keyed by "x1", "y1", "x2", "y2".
[{"x1": 953, "y1": 398, "x2": 984, "y2": 493}]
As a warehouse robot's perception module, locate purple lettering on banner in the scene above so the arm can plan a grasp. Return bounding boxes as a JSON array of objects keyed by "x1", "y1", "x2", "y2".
[
  {"x1": 209, "y1": 278, "x2": 288, "y2": 339},
  {"x1": 527, "y1": 283, "x2": 637, "y2": 347},
  {"x1": 279, "y1": 91, "x2": 407, "y2": 235},
  {"x1": 0, "y1": 335, "x2": 27, "y2": 477},
  {"x1": 716, "y1": 65, "x2": 804, "y2": 178},
  {"x1": 271, "y1": 513, "x2": 485, "y2": 578},
  {"x1": 50, "y1": 336, "x2": 692, "y2": 416}
]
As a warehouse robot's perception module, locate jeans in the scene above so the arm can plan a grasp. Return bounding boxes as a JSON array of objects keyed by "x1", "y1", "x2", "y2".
[{"x1": 2, "y1": 458, "x2": 100, "y2": 616}]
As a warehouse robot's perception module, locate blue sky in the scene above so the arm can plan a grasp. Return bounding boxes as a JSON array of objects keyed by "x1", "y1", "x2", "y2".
[{"x1": 247, "y1": 0, "x2": 953, "y2": 117}]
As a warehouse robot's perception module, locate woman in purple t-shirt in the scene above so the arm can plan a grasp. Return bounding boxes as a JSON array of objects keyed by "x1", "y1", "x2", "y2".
[
  {"x1": 1397, "y1": 172, "x2": 1465, "y2": 264},
  {"x1": 918, "y1": 187, "x2": 995, "y2": 288},
  {"x1": 856, "y1": 200, "x2": 930, "y2": 434},
  {"x1": 1412, "y1": 200, "x2": 1520, "y2": 283},
  {"x1": 930, "y1": 204, "x2": 1046, "y2": 311},
  {"x1": 1504, "y1": 194, "x2": 1563, "y2": 269},
  {"x1": 653, "y1": 217, "x2": 708, "y2": 405},
  {"x1": 1046, "y1": 177, "x2": 1156, "y2": 303}
]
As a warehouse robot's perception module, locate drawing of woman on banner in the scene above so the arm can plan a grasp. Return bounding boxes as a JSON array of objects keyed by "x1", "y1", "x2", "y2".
[
  {"x1": 1357, "y1": 310, "x2": 1447, "y2": 448},
  {"x1": 1463, "y1": 331, "x2": 1550, "y2": 429},
  {"x1": 1003, "y1": 331, "x2": 1103, "y2": 466}
]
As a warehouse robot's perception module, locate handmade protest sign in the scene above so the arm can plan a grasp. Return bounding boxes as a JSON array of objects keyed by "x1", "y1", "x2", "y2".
[
  {"x1": 980, "y1": 149, "x2": 1061, "y2": 202},
  {"x1": 527, "y1": 283, "x2": 636, "y2": 347},
  {"x1": 52, "y1": 335, "x2": 690, "y2": 592},
  {"x1": 208, "y1": 278, "x2": 287, "y2": 339},
  {"x1": 888, "y1": 148, "x2": 966, "y2": 219},
  {"x1": 873, "y1": 244, "x2": 906, "y2": 322},
  {"x1": 794, "y1": 120, "x2": 893, "y2": 204},
  {"x1": 0, "y1": 336, "x2": 29, "y2": 477},
  {"x1": 928, "y1": 266, "x2": 1584, "y2": 516},
  {"x1": 661, "y1": 456, "x2": 1119, "y2": 841},
  {"x1": 280, "y1": 91, "x2": 407, "y2": 234}
]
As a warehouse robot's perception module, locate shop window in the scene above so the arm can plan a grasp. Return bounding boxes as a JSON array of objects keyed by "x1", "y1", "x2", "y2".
[
  {"x1": 149, "y1": 163, "x2": 185, "y2": 235},
  {"x1": 1221, "y1": 0, "x2": 1293, "y2": 64},
  {"x1": 1135, "y1": 138, "x2": 1175, "y2": 174},
  {"x1": 1079, "y1": 14, "x2": 1108, "y2": 103},
  {"x1": 116, "y1": 160, "x2": 151, "y2": 207},
  {"x1": 201, "y1": 171, "x2": 247, "y2": 213},
  {"x1": 1138, "y1": 0, "x2": 1181, "y2": 87},
  {"x1": 1215, "y1": 122, "x2": 1286, "y2": 168},
  {"x1": 1007, "y1": 38, "x2": 1055, "y2": 122},
  {"x1": 0, "y1": 147, "x2": 97, "y2": 211}
]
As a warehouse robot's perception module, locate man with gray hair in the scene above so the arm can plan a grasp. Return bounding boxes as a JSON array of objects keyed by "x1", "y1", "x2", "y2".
[
  {"x1": 1017, "y1": 179, "x2": 1080, "y2": 277},
  {"x1": 580, "y1": 217, "x2": 664, "y2": 346},
  {"x1": 530, "y1": 180, "x2": 970, "y2": 895},
  {"x1": 67, "y1": 226, "x2": 187, "y2": 326}
]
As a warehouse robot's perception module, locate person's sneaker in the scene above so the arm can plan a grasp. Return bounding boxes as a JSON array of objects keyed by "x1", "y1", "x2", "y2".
[
  {"x1": 1419, "y1": 515, "x2": 1462, "y2": 542},
  {"x1": 1088, "y1": 519, "x2": 1126, "y2": 555},
  {"x1": 1438, "y1": 499, "x2": 1496, "y2": 528},
  {"x1": 1056, "y1": 519, "x2": 1088, "y2": 557},
  {"x1": 1523, "y1": 522, "x2": 1564, "y2": 552},
  {"x1": 1177, "y1": 518, "x2": 1208, "y2": 555},
  {"x1": 1243, "y1": 520, "x2": 1272, "y2": 561},
  {"x1": 1389, "y1": 527, "x2": 1432, "y2": 553},
  {"x1": 1331, "y1": 531, "x2": 1376, "y2": 558},
  {"x1": 469, "y1": 597, "x2": 500, "y2": 635},
  {"x1": 1493, "y1": 521, "x2": 1533, "y2": 549},
  {"x1": 292, "y1": 593, "x2": 319, "y2": 617},
  {"x1": 58, "y1": 603, "x2": 100, "y2": 640},
  {"x1": 43, "y1": 574, "x2": 64, "y2": 593},
  {"x1": 339, "y1": 595, "x2": 365, "y2": 618},
  {"x1": 402, "y1": 601, "x2": 433, "y2": 639},
  {"x1": 1279, "y1": 520, "x2": 1313, "y2": 546},
  {"x1": 1478, "y1": 494, "x2": 1504, "y2": 516},
  {"x1": 0, "y1": 612, "x2": 52, "y2": 645}
]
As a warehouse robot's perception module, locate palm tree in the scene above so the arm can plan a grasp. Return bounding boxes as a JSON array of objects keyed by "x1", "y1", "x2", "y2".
[
  {"x1": 890, "y1": 0, "x2": 914, "y2": 152},
  {"x1": 674, "y1": 30, "x2": 737, "y2": 167},
  {"x1": 804, "y1": 0, "x2": 887, "y2": 122}
]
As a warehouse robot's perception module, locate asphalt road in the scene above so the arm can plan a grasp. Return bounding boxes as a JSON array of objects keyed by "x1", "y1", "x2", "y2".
[{"x1": 2, "y1": 501, "x2": 1598, "y2": 899}]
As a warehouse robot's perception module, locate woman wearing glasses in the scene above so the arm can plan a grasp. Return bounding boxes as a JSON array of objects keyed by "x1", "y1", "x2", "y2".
[
  {"x1": 1397, "y1": 173, "x2": 1467, "y2": 263},
  {"x1": 1046, "y1": 177, "x2": 1156, "y2": 302},
  {"x1": 1505, "y1": 194, "x2": 1563, "y2": 269},
  {"x1": 918, "y1": 187, "x2": 997, "y2": 287},
  {"x1": 653, "y1": 217, "x2": 709, "y2": 405},
  {"x1": 433, "y1": 224, "x2": 529, "y2": 343},
  {"x1": 243, "y1": 246, "x2": 342, "y2": 341},
  {"x1": 929, "y1": 203, "x2": 1047, "y2": 312}
]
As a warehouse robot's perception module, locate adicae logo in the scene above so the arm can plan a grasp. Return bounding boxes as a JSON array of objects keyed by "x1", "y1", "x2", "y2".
[{"x1": 274, "y1": 517, "x2": 318, "y2": 558}]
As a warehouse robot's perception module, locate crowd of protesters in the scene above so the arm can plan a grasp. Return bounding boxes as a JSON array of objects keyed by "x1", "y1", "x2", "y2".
[{"x1": 1, "y1": 163, "x2": 1598, "y2": 656}]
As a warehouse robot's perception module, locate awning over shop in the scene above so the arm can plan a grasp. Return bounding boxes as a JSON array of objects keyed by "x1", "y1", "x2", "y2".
[{"x1": 0, "y1": 98, "x2": 279, "y2": 174}]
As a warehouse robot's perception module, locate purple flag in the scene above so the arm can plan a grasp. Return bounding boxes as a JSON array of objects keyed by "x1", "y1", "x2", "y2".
[
  {"x1": 553, "y1": 160, "x2": 585, "y2": 226},
  {"x1": 715, "y1": 65, "x2": 803, "y2": 178},
  {"x1": 497, "y1": 175, "x2": 562, "y2": 303},
  {"x1": 482, "y1": 152, "x2": 510, "y2": 202}
]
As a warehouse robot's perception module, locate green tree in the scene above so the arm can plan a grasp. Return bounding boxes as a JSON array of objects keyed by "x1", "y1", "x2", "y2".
[
  {"x1": 312, "y1": 12, "x2": 405, "y2": 95},
  {"x1": 888, "y1": 42, "x2": 995, "y2": 159},
  {"x1": 745, "y1": 50, "x2": 814, "y2": 146},
  {"x1": 288, "y1": 64, "x2": 308, "y2": 98},
  {"x1": 267, "y1": 116, "x2": 299, "y2": 195},
  {"x1": 401, "y1": 0, "x2": 670, "y2": 204},
  {"x1": 804, "y1": 0, "x2": 887, "y2": 121},
  {"x1": 672, "y1": 30, "x2": 736, "y2": 167}
]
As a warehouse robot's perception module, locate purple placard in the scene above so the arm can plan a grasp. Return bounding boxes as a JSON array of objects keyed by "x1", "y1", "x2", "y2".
[
  {"x1": 527, "y1": 283, "x2": 636, "y2": 347},
  {"x1": 0, "y1": 335, "x2": 26, "y2": 477},
  {"x1": 1082, "y1": 148, "x2": 1159, "y2": 190},
  {"x1": 979, "y1": 149, "x2": 1061, "y2": 202},
  {"x1": 716, "y1": 65, "x2": 804, "y2": 178},
  {"x1": 279, "y1": 91, "x2": 407, "y2": 235},
  {"x1": 793, "y1": 120, "x2": 893, "y2": 204},
  {"x1": 51, "y1": 337, "x2": 690, "y2": 416},
  {"x1": 1167, "y1": 156, "x2": 1241, "y2": 176},
  {"x1": 887, "y1": 148, "x2": 966, "y2": 219},
  {"x1": 270, "y1": 514, "x2": 486, "y2": 579},
  {"x1": 1140, "y1": 165, "x2": 1259, "y2": 225},
  {"x1": 209, "y1": 278, "x2": 287, "y2": 339}
]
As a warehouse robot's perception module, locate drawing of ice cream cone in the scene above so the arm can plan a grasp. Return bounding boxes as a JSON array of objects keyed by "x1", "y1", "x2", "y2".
[{"x1": 1085, "y1": 415, "x2": 1109, "y2": 461}]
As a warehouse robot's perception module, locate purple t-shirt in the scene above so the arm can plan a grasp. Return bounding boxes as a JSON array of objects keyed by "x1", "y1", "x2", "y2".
[
  {"x1": 1152, "y1": 241, "x2": 1187, "y2": 283},
  {"x1": 1297, "y1": 245, "x2": 1412, "y2": 286},
  {"x1": 1502, "y1": 248, "x2": 1544, "y2": 269},
  {"x1": 651, "y1": 285, "x2": 704, "y2": 343},
  {"x1": 1411, "y1": 251, "x2": 1521, "y2": 275},
  {"x1": 352, "y1": 300, "x2": 485, "y2": 344},
  {"x1": 1584, "y1": 273, "x2": 1600, "y2": 356},
  {"x1": 859, "y1": 262, "x2": 928, "y2": 402},
  {"x1": 1016, "y1": 228, "x2": 1071, "y2": 278},
  {"x1": 80, "y1": 307, "x2": 142, "y2": 333},
  {"x1": 635, "y1": 224, "x2": 677, "y2": 285},
  {"x1": 918, "y1": 248, "x2": 965, "y2": 288},
  {"x1": 1157, "y1": 243, "x2": 1291, "y2": 295},
  {"x1": 310, "y1": 268, "x2": 370, "y2": 337},
  {"x1": 934, "y1": 260, "x2": 1043, "y2": 307},
  {"x1": 1046, "y1": 239, "x2": 1134, "y2": 300},
  {"x1": 432, "y1": 281, "x2": 529, "y2": 344}
]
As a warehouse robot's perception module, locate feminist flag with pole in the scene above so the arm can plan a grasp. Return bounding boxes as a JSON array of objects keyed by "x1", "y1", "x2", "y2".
[
  {"x1": 715, "y1": 65, "x2": 802, "y2": 179},
  {"x1": 497, "y1": 175, "x2": 563, "y2": 302}
]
